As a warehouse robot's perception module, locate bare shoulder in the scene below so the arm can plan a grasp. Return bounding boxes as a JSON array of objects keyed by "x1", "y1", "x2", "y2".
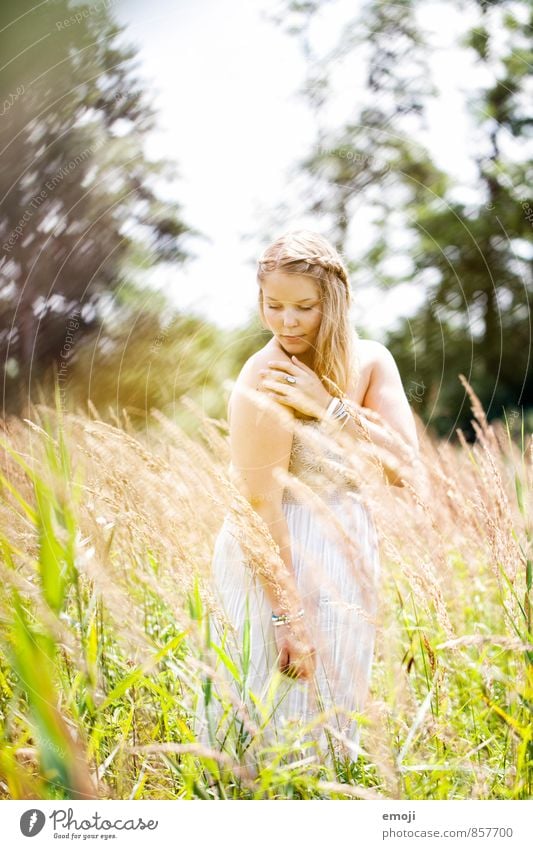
[
  {"x1": 358, "y1": 338, "x2": 399, "y2": 379},
  {"x1": 228, "y1": 339, "x2": 291, "y2": 424},
  {"x1": 357, "y1": 337, "x2": 394, "y2": 368},
  {"x1": 357, "y1": 337, "x2": 418, "y2": 449},
  {"x1": 239, "y1": 339, "x2": 289, "y2": 384},
  {"x1": 354, "y1": 338, "x2": 396, "y2": 403}
]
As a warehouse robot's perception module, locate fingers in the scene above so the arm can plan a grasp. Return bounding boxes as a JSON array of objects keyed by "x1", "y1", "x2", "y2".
[
  {"x1": 288, "y1": 355, "x2": 315, "y2": 374},
  {"x1": 260, "y1": 377, "x2": 290, "y2": 393},
  {"x1": 278, "y1": 648, "x2": 301, "y2": 679},
  {"x1": 259, "y1": 385, "x2": 293, "y2": 408},
  {"x1": 258, "y1": 371, "x2": 297, "y2": 390},
  {"x1": 268, "y1": 356, "x2": 314, "y2": 375},
  {"x1": 266, "y1": 360, "x2": 299, "y2": 374},
  {"x1": 284, "y1": 661, "x2": 315, "y2": 681},
  {"x1": 278, "y1": 649, "x2": 316, "y2": 681},
  {"x1": 280, "y1": 656, "x2": 301, "y2": 680},
  {"x1": 262, "y1": 360, "x2": 303, "y2": 381},
  {"x1": 278, "y1": 647, "x2": 289, "y2": 672},
  {"x1": 259, "y1": 379, "x2": 299, "y2": 410}
]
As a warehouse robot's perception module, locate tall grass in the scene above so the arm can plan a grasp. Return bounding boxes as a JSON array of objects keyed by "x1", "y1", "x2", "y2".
[{"x1": 0, "y1": 384, "x2": 531, "y2": 799}]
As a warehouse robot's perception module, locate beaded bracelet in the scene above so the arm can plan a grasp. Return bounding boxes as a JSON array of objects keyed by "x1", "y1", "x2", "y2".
[{"x1": 271, "y1": 608, "x2": 305, "y2": 627}]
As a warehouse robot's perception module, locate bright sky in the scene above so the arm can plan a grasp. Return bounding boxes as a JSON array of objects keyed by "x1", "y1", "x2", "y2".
[{"x1": 113, "y1": 0, "x2": 496, "y2": 338}]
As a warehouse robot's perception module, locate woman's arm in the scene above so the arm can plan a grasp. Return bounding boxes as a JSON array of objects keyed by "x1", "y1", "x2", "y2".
[
  {"x1": 338, "y1": 343, "x2": 424, "y2": 488},
  {"x1": 229, "y1": 354, "x2": 303, "y2": 615},
  {"x1": 228, "y1": 353, "x2": 316, "y2": 679},
  {"x1": 360, "y1": 343, "x2": 418, "y2": 449}
]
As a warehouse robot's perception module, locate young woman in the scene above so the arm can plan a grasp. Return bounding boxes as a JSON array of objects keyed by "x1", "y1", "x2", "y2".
[{"x1": 206, "y1": 230, "x2": 419, "y2": 759}]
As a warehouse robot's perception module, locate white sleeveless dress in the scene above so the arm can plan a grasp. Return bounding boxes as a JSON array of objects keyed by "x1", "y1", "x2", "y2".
[{"x1": 206, "y1": 418, "x2": 381, "y2": 760}]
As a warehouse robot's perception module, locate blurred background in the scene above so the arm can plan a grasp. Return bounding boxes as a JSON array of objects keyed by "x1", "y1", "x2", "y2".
[{"x1": 0, "y1": 0, "x2": 531, "y2": 438}]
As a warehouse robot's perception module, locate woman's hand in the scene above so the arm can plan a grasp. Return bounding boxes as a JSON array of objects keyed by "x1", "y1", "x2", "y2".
[
  {"x1": 273, "y1": 617, "x2": 316, "y2": 681},
  {"x1": 258, "y1": 356, "x2": 331, "y2": 419}
]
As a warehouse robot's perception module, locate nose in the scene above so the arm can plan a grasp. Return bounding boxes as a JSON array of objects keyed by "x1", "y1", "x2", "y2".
[{"x1": 282, "y1": 310, "x2": 298, "y2": 327}]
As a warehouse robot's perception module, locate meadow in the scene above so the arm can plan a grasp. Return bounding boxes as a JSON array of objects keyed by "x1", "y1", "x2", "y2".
[{"x1": 0, "y1": 383, "x2": 531, "y2": 800}]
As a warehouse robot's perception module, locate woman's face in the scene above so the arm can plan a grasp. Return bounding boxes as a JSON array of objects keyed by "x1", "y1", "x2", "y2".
[{"x1": 261, "y1": 271, "x2": 323, "y2": 357}]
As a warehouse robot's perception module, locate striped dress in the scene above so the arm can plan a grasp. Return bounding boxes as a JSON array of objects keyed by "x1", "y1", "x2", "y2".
[{"x1": 206, "y1": 418, "x2": 381, "y2": 760}]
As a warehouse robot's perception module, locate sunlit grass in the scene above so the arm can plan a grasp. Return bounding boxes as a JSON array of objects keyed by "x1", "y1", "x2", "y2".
[{"x1": 0, "y1": 384, "x2": 531, "y2": 799}]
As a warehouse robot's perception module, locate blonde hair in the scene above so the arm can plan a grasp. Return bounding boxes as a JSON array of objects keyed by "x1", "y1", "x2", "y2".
[{"x1": 257, "y1": 230, "x2": 359, "y2": 397}]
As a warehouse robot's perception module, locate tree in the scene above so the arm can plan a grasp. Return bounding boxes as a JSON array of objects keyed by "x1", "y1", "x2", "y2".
[
  {"x1": 272, "y1": 0, "x2": 532, "y2": 436},
  {"x1": 388, "y1": 0, "x2": 532, "y2": 434},
  {"x1": 0, "y1": 0, "x2": 193, "y2": 414}
]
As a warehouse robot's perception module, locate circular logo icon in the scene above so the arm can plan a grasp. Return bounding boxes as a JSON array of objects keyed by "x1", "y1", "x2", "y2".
[{"x1": 20, "y1": 809, "x2": 46, "y2": 837}]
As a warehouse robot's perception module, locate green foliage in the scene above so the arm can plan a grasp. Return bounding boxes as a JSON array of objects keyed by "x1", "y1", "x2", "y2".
[
  {"x1": 0, "y1": 0, "x2": 192, "y2": 414},
  {"x1": 277, "y1": 0, "x2": 532, "y2": 437},
  {"x1": 35, "y1": 283, "x2": 270, "y2": 428}
]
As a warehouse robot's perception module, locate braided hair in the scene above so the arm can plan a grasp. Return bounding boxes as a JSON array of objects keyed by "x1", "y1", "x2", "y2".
[{"x1": 257, "y1": 230, "x2": 359, "y2": 398}]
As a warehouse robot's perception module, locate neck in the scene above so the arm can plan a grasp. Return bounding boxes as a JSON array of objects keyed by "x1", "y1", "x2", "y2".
[{"x1": 275, "y1": 338, "x2": 316, "y2": 369}]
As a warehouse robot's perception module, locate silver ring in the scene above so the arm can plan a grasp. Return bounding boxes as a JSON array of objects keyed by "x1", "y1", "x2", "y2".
[{"x1": 285, "y1": 374, "x2": 297, "y2": 384}]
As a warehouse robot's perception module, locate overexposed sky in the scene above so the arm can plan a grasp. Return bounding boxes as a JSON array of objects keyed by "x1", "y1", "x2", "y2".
[
  {"x1": 113, "y1": 0, "x2": 499, "y2": 338},
  {"x1": 114, "y1": 0, "x2": 314, "y2": 329}
]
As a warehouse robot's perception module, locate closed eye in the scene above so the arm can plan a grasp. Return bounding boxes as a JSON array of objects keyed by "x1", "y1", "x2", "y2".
[{"x1": 266, "y1": 305, "x2": 314, "y2": 311}]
